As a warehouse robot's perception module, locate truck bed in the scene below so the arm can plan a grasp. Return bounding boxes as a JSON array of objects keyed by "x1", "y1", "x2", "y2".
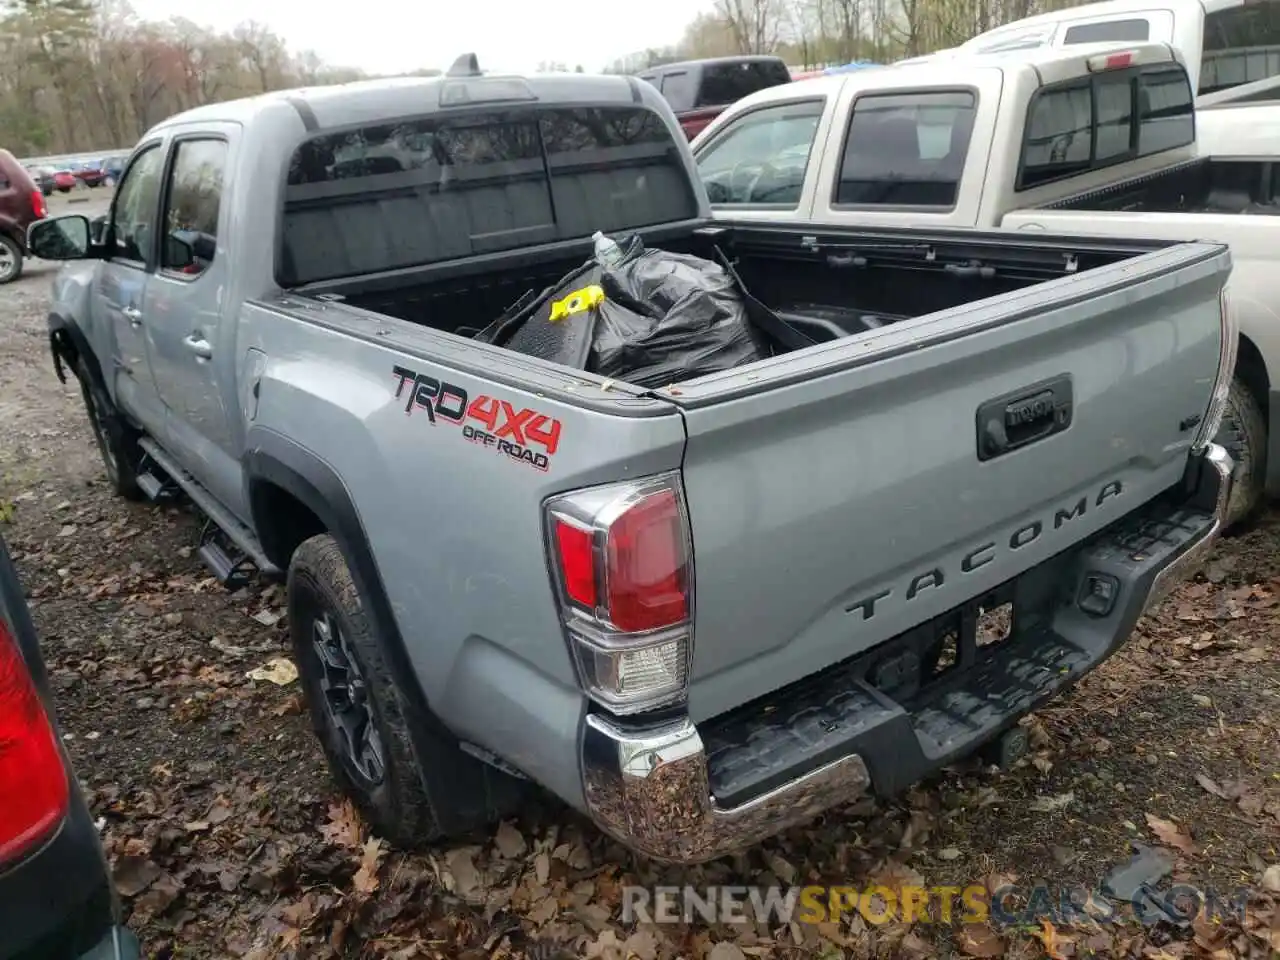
[
  {"x1": 264, "y1": 224, "x2": 1232, "y2": 721},
  {"x1": 301, "y1": 224, "x2": 1164, "y2": 352},
  {"x1": 1049, "y1": 157, "x2": 1280, "y2": 217}
]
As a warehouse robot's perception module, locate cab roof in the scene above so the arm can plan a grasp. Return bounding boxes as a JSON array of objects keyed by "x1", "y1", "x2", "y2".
[
  {"x1": 147, "y1": 69, "x2": 668, "y2": 139},
  {"x1": 711, "y1": 40, "x2": 1183, "y2": 116}
]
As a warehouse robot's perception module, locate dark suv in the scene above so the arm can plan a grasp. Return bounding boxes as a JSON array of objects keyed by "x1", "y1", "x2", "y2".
[
  {"x1": 0, "y1": 148, "x2": 47, "y2": 283},
  {"x1": 637, "y1": 56, "x2": 792, "y2": 140},
  {"x1": 0, "y1": 533, "x2": 141, "y2": 960}
]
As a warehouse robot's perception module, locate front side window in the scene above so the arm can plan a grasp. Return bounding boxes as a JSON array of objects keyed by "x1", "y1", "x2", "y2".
[
  {"x1": 161, "y1": 139, "x2": 227, "y2": 277},
  {"x1": 281, "y1": 105, "x2": 694, "y2": 285},
  {"x1": 110, "y1": 145, "x2": 165, "y2": 265},
  {"x1": 1202, "y1": 0, "x2": 1280, "y2": 95},
  {"x1": 835, "y1": 90, "x2": 977, "y2": 207},
  {"x1": 697, "y1": 100, "x2": 824, "y2": 206}
]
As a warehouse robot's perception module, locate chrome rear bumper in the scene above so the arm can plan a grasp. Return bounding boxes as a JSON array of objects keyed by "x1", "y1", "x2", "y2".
[{"x1": 580, "y1": 443, "x2": 1232, "y2": 864}]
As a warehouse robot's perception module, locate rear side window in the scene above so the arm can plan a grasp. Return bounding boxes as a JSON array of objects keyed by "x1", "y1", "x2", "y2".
[
  {"x1": 697, "y1": 61, "x2": 791, "y2": 107},
  {"x1": 161, "y1": 139, "x2": 227, "y2": 276},
  {"x1": 281, "y1": 106, "x2": 695, "y2": 285},
  {"x1": 1202, "y1": 0, "x2": 1280, "y2": 95},
  {"x1": 1062, "y1": 18, "x2": 1151, "y2": 44},
  {"x1": 1018, "y1": 66, "x2": 1194, "y2": 190},
  {"x1": 834, "y1": 90, "x2": 977, "y2": 208}
]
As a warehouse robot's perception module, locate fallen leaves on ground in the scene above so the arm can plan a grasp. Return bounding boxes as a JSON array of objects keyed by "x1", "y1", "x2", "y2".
[{"x1": 2, "y1": 278, "x2": 1279, "y2": 958}]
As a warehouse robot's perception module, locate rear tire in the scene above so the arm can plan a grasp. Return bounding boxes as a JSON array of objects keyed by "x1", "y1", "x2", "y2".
[
  {"x1": 288, "y1": 534, "x2": 522, "y2": 846},
  {"x1": 1213, "y1": 375, "x2": 1267, "y2": 531},
  {"x1": 0, "y1": 235, "x2": 23, "y2": 285},
  {"x1": 74, "y1": 357, "x2": 144, "y2": 501}
]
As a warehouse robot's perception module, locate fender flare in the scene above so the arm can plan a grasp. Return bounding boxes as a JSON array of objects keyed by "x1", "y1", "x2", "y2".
[
  {"x1": 48, "y1": 312, "x2": 101, "y2": 388},
  {"x1": 241, "y1": 429, "x2": 438, "y2": 737}
]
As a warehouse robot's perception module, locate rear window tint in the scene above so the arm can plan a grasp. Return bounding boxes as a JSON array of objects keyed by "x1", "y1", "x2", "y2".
[
  {"x1": 1062, "y1": 18, "x2": 1151, "y2": 44},
  {"x1": 834, "y1": 90, "x2": 977, "y2": 208},
  {"x1": 659, "y1": 72, "x2": 696, "y2": 112},
  {"x1": 281, "y1": 106, "x2": 695, "y2": 286},
  {"x1": 1201, "y1": 0, "x2": 1280, "y2": 95},
  {"x1": 1018, "y1": 66, "x2": 1193, "y2": 190},
  {"x1": 697, "y1": 61, "x2": 791, "y2": 107}
]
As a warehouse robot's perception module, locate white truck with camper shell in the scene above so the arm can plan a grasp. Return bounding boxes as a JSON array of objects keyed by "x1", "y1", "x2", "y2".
[
  {"x1": 897, "y1": 0, "x2": 1280, "y2": 152},
  {"x1": 692, "y1": 41, "x2": 1278, "y2": 528}
]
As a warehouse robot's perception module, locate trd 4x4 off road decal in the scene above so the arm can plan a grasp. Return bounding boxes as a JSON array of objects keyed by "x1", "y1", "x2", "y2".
[{"x1": 391, "y1": 364, "x2": 561, "y2": 472}]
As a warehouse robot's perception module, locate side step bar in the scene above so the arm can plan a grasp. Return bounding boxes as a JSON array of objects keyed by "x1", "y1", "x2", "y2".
[
  {"x1": 137, "y1": 438, "x2": 280, "y2": 579},
  {"x1": 136, "y1": 469, "x2": 178, "y2": 502}
]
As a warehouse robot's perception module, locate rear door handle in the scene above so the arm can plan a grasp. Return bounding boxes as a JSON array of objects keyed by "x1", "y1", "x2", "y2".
[
  {"x1": 183, "y1": 334, "x2": 213, "y2": 360},
  {"x1": 121, "y1": 305, "x2": 142, "y2": 326}
]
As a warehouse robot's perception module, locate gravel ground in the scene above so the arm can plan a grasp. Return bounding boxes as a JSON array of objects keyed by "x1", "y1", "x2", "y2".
[{"x1": 0, "y1": 250, "x2": 1277, "y2": 959}]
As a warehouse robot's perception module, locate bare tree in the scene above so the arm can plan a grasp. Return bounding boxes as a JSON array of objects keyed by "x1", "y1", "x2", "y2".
[
  {"x1": 715, "y1": 0, "x2": 787, "y2": 53},
  {"x1": 0, "y1": 1, "x2": 386, "y2": 155}
]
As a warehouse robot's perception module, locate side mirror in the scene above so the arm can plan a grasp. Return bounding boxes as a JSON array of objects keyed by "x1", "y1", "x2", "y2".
[
  {"x1": 28, "y1": 215, "x2": 92, "y2": 261},
  {"x1": 90, "y1": 215, "x2": 107, "y2": 244},
  {"x1": 163, "y1": 234, "x2": 195, "y2": 269}
]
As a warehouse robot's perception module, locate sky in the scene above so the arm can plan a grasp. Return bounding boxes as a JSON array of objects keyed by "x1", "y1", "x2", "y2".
[{"x1": 126, "y1": 0, "x2": 714, "y2": 75}]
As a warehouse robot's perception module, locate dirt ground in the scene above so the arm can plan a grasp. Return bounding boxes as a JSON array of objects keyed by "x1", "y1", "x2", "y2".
[{"x1": 1, "y1": 251, "x2": 1277, "y2": 960}]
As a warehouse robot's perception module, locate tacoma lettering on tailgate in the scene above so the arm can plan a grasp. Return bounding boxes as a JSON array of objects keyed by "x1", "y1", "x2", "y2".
[
  {"x1": 392, "y1": 364, "x2": 562, "y2": 472},
  {"x1": 847, "y1": 479, "x2": 1123, "y2": 621}
]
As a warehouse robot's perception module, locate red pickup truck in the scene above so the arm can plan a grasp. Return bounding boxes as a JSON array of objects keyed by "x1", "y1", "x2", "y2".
[{"x1": 638, "y1": 55, "x2": 792, "y2": 139}]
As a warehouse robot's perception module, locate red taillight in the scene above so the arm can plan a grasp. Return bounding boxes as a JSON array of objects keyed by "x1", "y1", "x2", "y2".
[
  {"x1": 0, "y1": 618, "x2": 69, "y2": 862},
  {"x1": 553, "y1": 518, "x2": 596, "y2": 609},
  {"x1": 549, "y1": 481, "x2": 691, "y2": 633},
  {"x1": 604, "y1": 489, "x2": 688, "y2": 632},
  {"x1": 30, "y1": 190, "x2": 46, "y2": 220},
  {"x1": 546, "y1": 474, "x2": 694, "y2": 714}
]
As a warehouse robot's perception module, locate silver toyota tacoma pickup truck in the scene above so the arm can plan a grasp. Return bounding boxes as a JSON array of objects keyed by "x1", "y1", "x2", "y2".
[{"x1": 29, "y1": 59, "x2": 1235, "y2": 864}]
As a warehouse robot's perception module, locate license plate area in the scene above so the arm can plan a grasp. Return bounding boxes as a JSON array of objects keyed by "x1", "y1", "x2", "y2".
[{"x1": 866, "y1": 583, "x2": 1016, "y2": 703}]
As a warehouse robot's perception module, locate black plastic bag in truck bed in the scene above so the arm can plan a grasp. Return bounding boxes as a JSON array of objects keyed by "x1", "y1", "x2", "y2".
[{"x1": 476, "y1": 241, "x2": 774, "y2": 387}]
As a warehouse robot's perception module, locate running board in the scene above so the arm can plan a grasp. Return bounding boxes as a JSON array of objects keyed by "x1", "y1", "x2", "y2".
[
  {"x1": 136, "y1": 463, "x2": 179, "y2": 501},
  {"x1": 137, "y1": 438, "x2": 280, "y2": 578}
]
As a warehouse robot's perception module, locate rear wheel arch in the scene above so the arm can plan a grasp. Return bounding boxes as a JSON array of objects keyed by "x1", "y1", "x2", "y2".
[
  {"x1": 244, "y1": 436, "x2": 440, "y2": 725},
  {"x1": 244, "y1": 435, "x2": 525, "y2": 837},
  {"x1": 1217, "y1": 333, "x2": 1270, "y2": 524},
  {"x1": 1234, "y1": 333, "x2": 1269, "y2": 417}
]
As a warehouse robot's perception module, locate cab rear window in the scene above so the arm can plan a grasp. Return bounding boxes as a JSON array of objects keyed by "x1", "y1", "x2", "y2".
[
  {"x1": 280, "y1": 105, "x2": 696, "y2": 286},
  {"x1": 697, "y1": 60, "x2": 792, "y2": 107},
  {"x1": 1018, "y1": 65, "x2": 1193, "y2": 190}
]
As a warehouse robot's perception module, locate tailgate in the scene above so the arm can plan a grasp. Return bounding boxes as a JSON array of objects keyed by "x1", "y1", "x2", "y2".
[{"x1": 669, "y1": 241, "x2": 1231, "y2": 721}]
